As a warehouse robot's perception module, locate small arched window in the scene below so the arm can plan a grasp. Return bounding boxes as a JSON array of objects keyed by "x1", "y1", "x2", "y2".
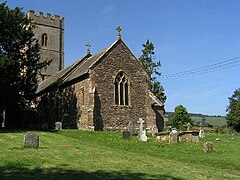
[
  {"x1": 114, "y1": 72, "x2": 130, "y2": 106},
  {"x1": 41, "y1": 33, "x2": 48, "y2": 46}
]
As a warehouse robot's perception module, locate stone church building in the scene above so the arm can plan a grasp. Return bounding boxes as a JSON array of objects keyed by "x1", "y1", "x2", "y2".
[{"x1": 28, "y1": 11, "x2": 165, "y2": 131}]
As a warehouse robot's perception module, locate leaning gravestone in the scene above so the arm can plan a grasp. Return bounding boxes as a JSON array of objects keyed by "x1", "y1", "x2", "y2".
[
  {"x1": 55, "y1": 122, "x2": 62, "y2": 130},
  {"x1": 24, "y1": 133, "x2": 39, "y2": 148},
  {"x1": 203, "y1": 142, "x2": 213, "y2": 153},
  {"x1": 122, "y1": 131, "x2": 130, "y2": 140},
  {"x1": 151, "y1": 125, "x2": 158, "y2": 137},
  {"x1": 127, "y1": 122, "x2": 135, "y2": 136}
]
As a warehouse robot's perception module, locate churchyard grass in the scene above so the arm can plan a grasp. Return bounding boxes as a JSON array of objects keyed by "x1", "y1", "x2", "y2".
[{"x1": 0, "y1": 130, "x2": 239, "y2": 179}]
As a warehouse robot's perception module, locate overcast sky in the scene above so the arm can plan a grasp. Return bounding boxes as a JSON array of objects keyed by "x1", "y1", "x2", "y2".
[{"x1": 4, "y1": 0, "x2": 240, "y2": 115}]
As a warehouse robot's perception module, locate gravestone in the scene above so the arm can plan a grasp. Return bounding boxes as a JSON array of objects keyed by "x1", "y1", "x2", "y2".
[
  {"x1": 137, "y1": 118, "x2": 148, "y2": 142},
  {"x1": 42, "y1": 123, "x2": 48, "y2": 130},
  {"x1": 151, "y1": 125, "x2": 158, "y2": 137},
  {"x1": 199, "y1": 130, "x2": 205, "y2": 138},
  {"x1": 55, "y1": 122, "x2": 62, "y2": 130},
  {"x1": 203, "y1": 142, "x2": 213, "y2": 153},
  {"x1": 1, "y1": 109, "x2": 5, "y2": 128},
  {"x1": 24, "y1": 133, "x2": 39, "y2": 148},
  {"x1": 169, "y1": 129, "x2": 179, "y2": 144},
  {"x1": 122, "y1": 131, "x2": 130, "y2": 140},
  {"x1": 138, "y1": 118, "x2": 144, "y2": 132},
  {"x1": 139, "y1": 130, "x2": 148, "y2": 142},
  {"x1": 127, "y1": 122, "x2": 135, "y2": 136},
  {"x1": 156, "y1": 136, "x2": 161, "y2": 144},
  {"x1": 187, "y1": 123, "x2": 191, "y2": 131}
]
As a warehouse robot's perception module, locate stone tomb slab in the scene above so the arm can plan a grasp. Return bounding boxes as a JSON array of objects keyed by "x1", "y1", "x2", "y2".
[{"x1": 24, "y1": 133, "x2": 39, "y2": 148}]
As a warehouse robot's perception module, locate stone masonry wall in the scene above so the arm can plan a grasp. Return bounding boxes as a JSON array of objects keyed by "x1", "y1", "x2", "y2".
[
  {"x1": 37, "y1": 77, "x2": 93, "y2": 130},
  {"x1": 27, "y1": 10, "x2": 64, "y2": 78},
  {"x1": 90, "y1": 40, "x2": 156, "y2": 130}
]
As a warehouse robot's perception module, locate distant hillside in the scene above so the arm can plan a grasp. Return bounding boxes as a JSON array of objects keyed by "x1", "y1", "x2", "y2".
[{"x1": 165, "y1": 112, "x2": 227, "y2": 126}]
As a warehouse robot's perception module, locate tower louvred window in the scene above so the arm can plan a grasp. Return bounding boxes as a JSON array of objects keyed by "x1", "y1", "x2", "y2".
[
  {"x1": 41, "y1": 33, "x2": 48, "y2": 46},
  {"x1": 114, "y1": 72, "x2": 130, "y2": 106}
]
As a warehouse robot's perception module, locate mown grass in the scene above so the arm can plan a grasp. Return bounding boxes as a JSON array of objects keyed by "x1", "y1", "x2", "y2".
[{"x1": 0, "y1": 130, "x2": 239, "y2": 179}]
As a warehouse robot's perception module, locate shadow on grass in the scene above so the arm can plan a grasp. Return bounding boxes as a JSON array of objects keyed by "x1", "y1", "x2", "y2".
[
  {"x1": 0, "y1": 128, "x2": 58, "y2": 133},
  {"x1": 0, "y1": 165, "x2": 184, "y2": 180}
]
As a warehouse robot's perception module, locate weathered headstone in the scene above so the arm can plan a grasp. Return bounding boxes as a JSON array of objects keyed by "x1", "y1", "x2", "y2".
[
  {"x1": 1, "y1": 109, "x2": 5, "y2": 128},
  {"x1": 203, "y1": 142, "x2": 213, "y2": 153},
  {"x1": 127, "y1": 122, "x2": 135, "y2": 136},
  {"x1": 24, "y1": 133, "x2": 39, "y2": 148},
  {"x1": 199, "y1": 130, "x2": 205, "y2": 138},
  {"x1": 55, "y1": 122, "x2": 62, "y2": 130},
  {"x1": 151, "y1": 125, "x2": 158, "y2": 137},
  {"x1": 139, "y1": 130, "x2": 148, "y2": 142},
  {"x1": 169, "y1": 129, "x2": 179, "y2": 144},
  {"x1": 137, "y1": 118, "x2": 148, "y2": 142},
  {"x1": 187, "y1": 123, "x2": 191, "y2": 131},
  {"x1": 156, "y1": 136, "x2": 161, "y2": 144},
  {"x1": 42, "y1": 123, "x2": 48, "y2": 130},
  {"x1": 122, "y1": 131, "x2": 130, "y2": 140}
]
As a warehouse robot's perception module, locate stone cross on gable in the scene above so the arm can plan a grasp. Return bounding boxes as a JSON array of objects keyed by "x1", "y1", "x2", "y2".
[
  {"x1": 85, "y1": 43, "x2": 91, "y2": 54},
  {"x1": 116, "y1": 26, "x2": 122, "y2": 40},
  {"x1": 137, "y1": 118, "x2": 145, "y2": 132}
]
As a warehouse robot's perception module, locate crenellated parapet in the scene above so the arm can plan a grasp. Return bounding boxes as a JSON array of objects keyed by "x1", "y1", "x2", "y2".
[{"x1": 27, "y1": 10, "x2": 64, "y2": 29}]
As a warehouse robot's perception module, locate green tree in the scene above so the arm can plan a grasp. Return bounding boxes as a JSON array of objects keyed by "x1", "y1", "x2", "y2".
[
  {"x1": 169, "y1": 105, "x2": 192, "y2": 130},
  {"x1": 138, "y1": 39, "x2": 166, "y2": 103},
  {"x1": 0, "y1": 2, "x2": 49, "y2": 127},
  {"x1": 226, "y1": 88, "x2": 240, "y2": 132}
]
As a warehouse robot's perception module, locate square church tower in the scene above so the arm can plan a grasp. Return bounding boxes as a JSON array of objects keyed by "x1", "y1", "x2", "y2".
[{"x1": 27, "y1": 10, "x2": 64, "y2": 81}]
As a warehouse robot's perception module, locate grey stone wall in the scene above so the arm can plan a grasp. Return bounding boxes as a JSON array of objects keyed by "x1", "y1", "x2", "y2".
[
  {"x1": 36, "y1": 40, "x2": 163, "y2": 131},
  {"x1": 27, "y1": 10, "x2": 64, "y2": 79},
  {"x1": 90, "y1": 40, "x2": 156, "y2": 130}
]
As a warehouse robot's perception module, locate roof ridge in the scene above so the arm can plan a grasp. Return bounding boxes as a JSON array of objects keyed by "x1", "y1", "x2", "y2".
[{"x1": 89, "y1": 39, "x2": 119, "y2": 69}]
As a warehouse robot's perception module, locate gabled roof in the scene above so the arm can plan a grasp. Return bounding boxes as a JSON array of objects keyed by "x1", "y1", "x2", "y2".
[
  {"x1": 36, "y1": 39, "x2": 120, "y2": 94},
  {"x1": 36, "y1": 54, "x2": 88, "y2": 94},
  {"x1": 149, "y1": 91, "x2": 164, "y2": 107}
]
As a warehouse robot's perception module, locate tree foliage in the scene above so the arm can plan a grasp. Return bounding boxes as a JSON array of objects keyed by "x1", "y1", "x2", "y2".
[
  {"x1": 0, "y1": 2, "x2": 49, "y2": 124},
  {"x1": 169, "y1": 105, "x2": 192, "y2": 130},
  {"x1": 226, "y1": 88, "x2": 240, "y2": 132},
  {"x1": 138, "y1": 39, "x2": 166, "y2": 103}
]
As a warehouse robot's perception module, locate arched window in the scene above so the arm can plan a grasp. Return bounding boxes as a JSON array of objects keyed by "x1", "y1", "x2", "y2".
[
  {"x1": 41, "y1": 33, "x2": 48, "y2": 46},
  {"x1": 114, "y1": 72, "x2": 130, "y2": 106}
]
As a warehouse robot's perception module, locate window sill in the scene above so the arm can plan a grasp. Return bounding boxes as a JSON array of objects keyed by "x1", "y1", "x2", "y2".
[{"x1": 114, "y1": 105, "x2": 132, "y2": 109}]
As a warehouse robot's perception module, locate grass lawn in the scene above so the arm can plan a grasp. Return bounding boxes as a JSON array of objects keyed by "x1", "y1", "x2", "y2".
[{"x1": 0, "y1": 130, "x2": 239, "y2": 179}]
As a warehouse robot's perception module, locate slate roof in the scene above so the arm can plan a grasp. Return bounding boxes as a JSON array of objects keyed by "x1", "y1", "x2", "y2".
[{"x1": 36, "y1": 39, "x2": 118, "y2": 94}]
